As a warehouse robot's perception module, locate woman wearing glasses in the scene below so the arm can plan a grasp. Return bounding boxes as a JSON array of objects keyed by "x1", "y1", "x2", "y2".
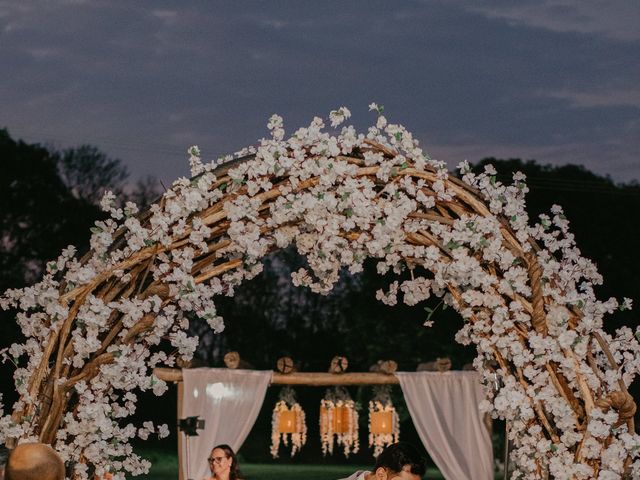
[{"x1": 205, "y1": 444, "x2": 243, "y2": 480}]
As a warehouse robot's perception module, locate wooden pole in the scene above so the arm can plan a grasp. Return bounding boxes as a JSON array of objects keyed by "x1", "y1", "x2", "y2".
[
  {"x1": 154, "y1": 368, "x2": 400, "y2": 385},
  {"x1": 223, "y1": 351, "x2": 253, "y2": 369},
  {"x1": 177, "y1": 381, "x2": 184, "y2": 480},
  {"x1": 276, "y1": 356, "x2": 296, "y2": 374}
]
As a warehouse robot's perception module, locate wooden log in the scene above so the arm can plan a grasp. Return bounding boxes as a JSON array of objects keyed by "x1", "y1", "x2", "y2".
[
  {"x1": 176, "y1": 358, "x2": 193, "y2": 369},
  {"x1": 369, "y1": 360, "x2": 398, "y2": 375},
  {"x1": 276, "y1": 356, "x2": 296, "y2": 374},
  {"x1": 223, "y1": 351, "x2": 252, "y2": 369},
  {"x1": 153, "y1": 368, "x2": 400, "y2": 385},
  {"x1": 328, "y1": 356, "x2": 349, "y2": 373},
  {"x1": 177, "y1": 381, "x2": 184, "y2": 480},
  {"x1": 417, "y1": 357, "x2": 452, "y2": 372}
]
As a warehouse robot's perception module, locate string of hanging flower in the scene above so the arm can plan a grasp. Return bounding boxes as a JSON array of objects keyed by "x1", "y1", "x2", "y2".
[
  {"x1": 320, "y1": 387, "x2": 360, "y2": 457},
  {"x1": 368, "y1": 386, "x2": 400, "y2": 456},
  {"x1": 270, "y1": 387, "x2": 307, "y2": 458}
]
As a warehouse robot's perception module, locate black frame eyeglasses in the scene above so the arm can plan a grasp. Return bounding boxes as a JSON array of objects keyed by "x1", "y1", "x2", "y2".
[{"x1": 208, "y1": 456, "x2": 228, "y2": 464}]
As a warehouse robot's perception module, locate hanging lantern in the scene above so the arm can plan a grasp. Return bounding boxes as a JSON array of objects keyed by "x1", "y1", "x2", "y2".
[
  {"x1": 368, "y1": 386, "x2": 400, "y2": 457},
  {"x1": 278, "y1": 409, "x2": 297, "y2": 434},
  {"x1": 320, "y1": 388, "x2": 359, "y2": 457},
  {"x1": 370, "y1": 410, "x2": 393, "y2": 434},
  {"x1": 320, "y1": 405, "x2": 330, "y2": 435},
  {"x1": 271, "y1": 387, "x2": 307, "y2": 458}
]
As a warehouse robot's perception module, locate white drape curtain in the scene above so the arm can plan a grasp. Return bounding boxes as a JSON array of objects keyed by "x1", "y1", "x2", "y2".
[
  {"x1": 396, "y1": 371, "x2": 493, "y2": 480},
  {"x1": 180, "y1": 368, "x2": 272, "y2": 480}
]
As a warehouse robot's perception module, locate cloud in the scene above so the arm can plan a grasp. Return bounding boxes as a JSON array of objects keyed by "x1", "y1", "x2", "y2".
[
  {"x1": 463, "y1": 0, "x2": 640, "y2": 42},
  {"x1": 541, "y1": 88, "x2": 640, "y2": 108},
  {"x1": 0, "y1": 1, "x2": 638, "y2": 184}
]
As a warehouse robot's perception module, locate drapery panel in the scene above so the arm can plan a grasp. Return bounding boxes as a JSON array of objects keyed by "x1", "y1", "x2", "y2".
[
  {"x1": 396, "y1": 371, "x2": 493, "y2": 480},
  {"x1": 180, "y1": 368, "x2": 272, "y2": 480}
]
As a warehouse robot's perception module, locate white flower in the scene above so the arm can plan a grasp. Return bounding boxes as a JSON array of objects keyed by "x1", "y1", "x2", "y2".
[
  {"x1": 158, "y1": 424, "x2": 170, "y2": 438},
  {"x1": 329, "y1": 107, "x2": 351, "y2": 127},
  {"x1": 620, "y1": 297, "x2": 633, "y2": 311}
]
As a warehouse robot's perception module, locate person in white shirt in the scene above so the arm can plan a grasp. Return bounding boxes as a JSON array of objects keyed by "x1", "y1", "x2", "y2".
[{"x1": 339, "y1": 442, "x2": 426, "y2": 480}]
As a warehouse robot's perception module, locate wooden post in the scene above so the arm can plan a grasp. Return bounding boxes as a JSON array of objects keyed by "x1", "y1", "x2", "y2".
[
  {"x1": 276, "y1": 356, "x2": 296, "y2": 374},
  {"x1": 223, "y1": 351, "x2": 252, "y2": 369},
  {"x1": 328, "y1": 356, "x2": 349, "y2": 373},
  {"x1": 369, "y1": 359, "x2": 398, "y2": 375},
  {"x1": 417, "y1": 357, "x2": 452, "y2": 372},
  {"x1": 177, "y1": 382, "x2": 184, "y2": 480}
]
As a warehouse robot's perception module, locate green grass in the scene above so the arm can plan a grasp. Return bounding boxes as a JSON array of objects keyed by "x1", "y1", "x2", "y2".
[{"x1": 137, "y1": 451, "x2": 447, "y2": 479}]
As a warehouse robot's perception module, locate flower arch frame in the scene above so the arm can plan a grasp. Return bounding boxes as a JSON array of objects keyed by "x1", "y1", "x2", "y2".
[{"x1": 1, "y1": 106, "x2": 639, "y2": 479}]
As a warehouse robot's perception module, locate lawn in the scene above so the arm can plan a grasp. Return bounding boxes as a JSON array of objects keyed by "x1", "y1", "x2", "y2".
[{"x1": 137, "y1": 450, "x2": 447, "y2": 479}]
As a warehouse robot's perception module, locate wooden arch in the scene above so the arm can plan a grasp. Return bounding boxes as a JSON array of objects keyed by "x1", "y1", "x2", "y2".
[{"x1": 4, "y1": 127, "x2": 638, "y2": 479}]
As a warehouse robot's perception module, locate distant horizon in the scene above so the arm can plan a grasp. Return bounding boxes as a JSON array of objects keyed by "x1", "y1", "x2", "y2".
[{"x1": 4, "y1": 125, "x2": 638, "y2": 195}]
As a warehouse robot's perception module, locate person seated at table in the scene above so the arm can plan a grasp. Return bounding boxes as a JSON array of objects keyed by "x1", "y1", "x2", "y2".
[
  {"x1": 205, "y1": 444, "x2": 243, "y2": 480},
  {"x1": 339, "y1": 442, "x2": 426, "y2": 480},
  {"x1": 4, "y1": 443, "x2": 65, "y2": 480}
]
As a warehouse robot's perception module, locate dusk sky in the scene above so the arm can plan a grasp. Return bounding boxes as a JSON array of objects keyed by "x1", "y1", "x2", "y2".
[{"x1": 1, "y1": 0, "x2": 639, "y2": 184}]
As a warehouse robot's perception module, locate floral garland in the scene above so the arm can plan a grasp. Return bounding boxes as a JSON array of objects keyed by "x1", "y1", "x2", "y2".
[
  {"x1": 0, "y1": 104, "x2": 638, "y2": 479},
  {"x1": 320, "y1": 388, "x2": 360, "y2": 457},
  {"x1": 368, "y1": 386, "x2": 399, "y2": 457},
  {"x1": 270, "y1": 387, "x2": 307, "y2": 458}
]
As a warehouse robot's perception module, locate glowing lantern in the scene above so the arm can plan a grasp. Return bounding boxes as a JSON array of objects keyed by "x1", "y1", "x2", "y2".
[
  {"x1": 320, "y1": 405, "x2": 330, "y2": 435},
  {"x1": 320, "y1": 390, "x2": 359, "y2": 457},
  {"x1": 368, "y1": 394, "x2": 400, "y2": 457},
  {"x1": 334, "y1": 405, "x2": 351, "y2": 433},
  {"x1": 271, "y1": 388, "x2": 307, "y2": 458},
  {"x1": 278, "y1": 409, "x2": 297, "y2": 434},
  {"x1": 370, "y1": 410, "x2": 393, "y2": 434}
]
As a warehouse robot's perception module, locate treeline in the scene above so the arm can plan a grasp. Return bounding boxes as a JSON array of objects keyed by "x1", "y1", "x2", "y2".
[
  {"x1": 0, "y1": 129, "x2": 162, "y2": 409},
  {"x1": 0, "y1": 129, "x2": 161, "y2": 292}
]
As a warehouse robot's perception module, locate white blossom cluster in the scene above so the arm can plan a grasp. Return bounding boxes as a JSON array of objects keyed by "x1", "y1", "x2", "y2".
[{"x1": 1, "y1": 106, "x2": 639, "y2": 479}]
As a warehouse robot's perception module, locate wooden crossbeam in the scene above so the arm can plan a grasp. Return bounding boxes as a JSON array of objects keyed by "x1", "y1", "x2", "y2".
[{"x1": 154, "y1": 367, "x2": 399, "y2": 385}]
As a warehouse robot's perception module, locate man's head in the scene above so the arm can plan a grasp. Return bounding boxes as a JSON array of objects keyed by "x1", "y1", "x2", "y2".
[
  {"x1": 372, "y1": 442, "x2": 426, "y2": 480},
  {"x1": 5, "y1": 443, "x2": 65, "y2": 480}
]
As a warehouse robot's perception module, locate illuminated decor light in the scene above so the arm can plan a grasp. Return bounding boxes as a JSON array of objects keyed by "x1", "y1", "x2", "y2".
[
  {"x1": 320, "y1": 387, "x2": 359, "y2": 457},
  {"x1": 270, "y1": 387, "x2": 307, "y2": 458},
  {"x1": 368, "y1": 386, "x2": 399, "y2": 456}
]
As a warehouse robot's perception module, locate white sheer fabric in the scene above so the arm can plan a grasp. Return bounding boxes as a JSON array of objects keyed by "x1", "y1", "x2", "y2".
[
  {"x1": 396, "y1": 371, "x2": 493, "y2": 480},
  {"x1": 180, "y1": 368, "x2": 272, "y2": 480}
]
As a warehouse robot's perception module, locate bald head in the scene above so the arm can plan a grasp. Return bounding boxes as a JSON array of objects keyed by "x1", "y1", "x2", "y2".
[{"x1": 5, "y1": 443, "x2": 65, "y2": 480}]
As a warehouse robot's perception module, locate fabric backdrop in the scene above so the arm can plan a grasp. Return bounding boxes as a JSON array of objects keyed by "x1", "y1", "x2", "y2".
[
  {"x1": 180, "y1": 368, "x2": 272, "y2": 480},
  {"x1": 396, "y1": 371, "x2": 493, "y2": 480}
]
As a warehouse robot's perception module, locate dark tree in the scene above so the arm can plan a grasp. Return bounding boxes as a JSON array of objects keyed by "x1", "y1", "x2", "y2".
[
  {"x1": 57, "y1": 144, "x2": 129, "y2": 205},
  {"x1": 0, "y1": 129, "x2": 160, "y2": 410}
]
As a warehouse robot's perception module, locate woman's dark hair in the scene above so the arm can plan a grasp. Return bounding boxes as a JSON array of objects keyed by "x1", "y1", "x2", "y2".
[
  {"x1": 373, "y1": 442, "x2": 426, "y2": 476},
  {"x1": 211, "y1": 444, "x2": 243, "y2": 480}
]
